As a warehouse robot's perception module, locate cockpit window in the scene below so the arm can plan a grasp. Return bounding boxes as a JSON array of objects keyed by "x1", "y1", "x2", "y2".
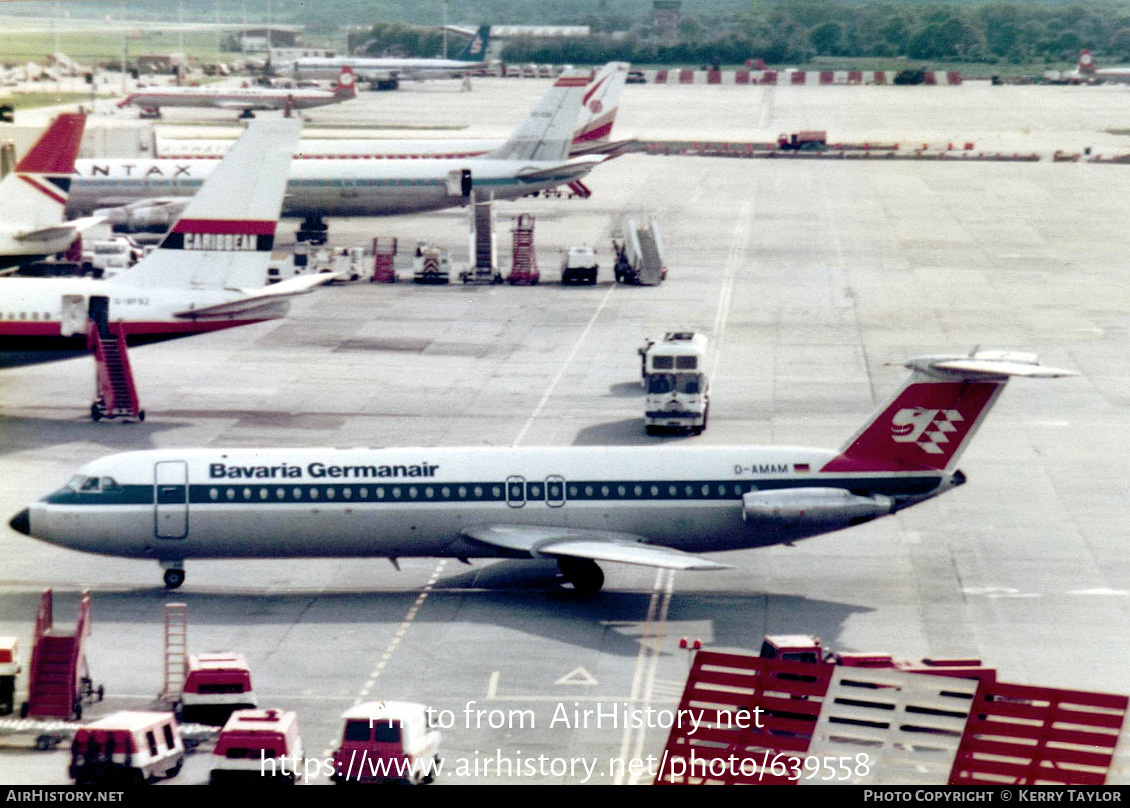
[
  {"x1": 69, "y1": 476, "x2": 101, "y2": 493},
  {"x1": 67, "y1": 476, "x2": 119, "y2": 493}
]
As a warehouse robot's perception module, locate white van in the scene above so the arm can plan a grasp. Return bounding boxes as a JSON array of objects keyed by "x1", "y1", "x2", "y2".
[
  {"x1": 69, "y1": 711, "x2": 185, "y2": 786},
  {"x1": 180, "y1": 652, "x2": 258, "y2": 725},
  {"x1": 210, "y1": 708, "x2": 304, "y2": 784},
  {"x1": 331, "y1": 701, "x2": 441, "y2": 784}
]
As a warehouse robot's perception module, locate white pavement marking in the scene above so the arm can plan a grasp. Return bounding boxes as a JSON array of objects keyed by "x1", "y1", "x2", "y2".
[
  {"x1": 820, "y1": 177, "x2": 855, "y2": 310},
  {"x1": 511, "y1": 281, "x2": 618, "y2": 447},
  {"x1": 706, "y1": 200, "x2": 749, "y2": 386},
  {"x1": 554, "y1": 667, "x2": 599, "y2": 686},
  {"x1": 614, "y1": 567, "x2": 675, "y2": 786},
  {"x1": 313, "y1": 558, "x2": 448, "y2": 782}
]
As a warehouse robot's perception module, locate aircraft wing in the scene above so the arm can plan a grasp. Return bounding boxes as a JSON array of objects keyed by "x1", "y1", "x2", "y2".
[
  {"x1": 13, "y1": 214, "x2": 105, "y2": 243},
  {"x1": 213, "y1": 100, "x2": 278, "y2": 111},
  {"x1": 460, "y1": 524, "x2": 731, "y2": 571},
  {"x1": 13, "y1": 223, "x2": 76, "y2": 242},
  {"x1": 172, "y1": 272, "x2": 335, "y2": 318}
]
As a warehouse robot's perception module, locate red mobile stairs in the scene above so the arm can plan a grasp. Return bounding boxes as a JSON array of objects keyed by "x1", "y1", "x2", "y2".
[
  {"x1": 87, "y1": 302, "x2": 142, "y2": 423},
  {"x1": 23, "y1": 589, "x2": 101, "y2": 720},
  {"x1": 506, "y1": 214, "x2": 539, "y2": 285},
  {"x1": 371, "y1": 236, "x2": 398, "y2": 282}
]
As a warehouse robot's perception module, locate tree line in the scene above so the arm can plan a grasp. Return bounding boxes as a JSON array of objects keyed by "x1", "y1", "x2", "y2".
[{"x1": 354, "y1": 2, "x2": 1130, "y2": 68}]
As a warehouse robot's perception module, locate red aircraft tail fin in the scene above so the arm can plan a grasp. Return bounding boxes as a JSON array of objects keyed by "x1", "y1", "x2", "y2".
[
  {"x1": 821, "y1": 351, "x2": 1074, "y2": 474},
  {"x1": 15, "y1": 112, "x2": 86, "y2": 175},
  {"x1": 1079, "y1": 49, "x2": 1096, "y2": 75},
  {"x1": 334, "y1": 65, "x2": 356, "y2": 98}
]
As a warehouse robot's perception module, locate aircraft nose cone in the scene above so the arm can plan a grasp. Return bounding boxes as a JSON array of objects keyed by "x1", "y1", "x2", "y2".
[{"x1": 9, "y1": 508, "x2": 30, "y2": 536}]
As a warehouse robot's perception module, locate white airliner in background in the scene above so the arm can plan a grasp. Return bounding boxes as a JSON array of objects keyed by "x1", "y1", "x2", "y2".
[
  {"x1": 9, "y1": 351, "x2": 1073, "y2": 591},
  {"x1": 0, "y1": 113, "x2": 104, "y2": 268},
  {"x1": 288, "y1": 25, "x2": 491, "y2": 91},
  {"x1": 103, "y1": 63, "x2": 630, "y2": 233},
  {"x1": 117, "y1": 66, "x2": 357, "y2": 118},
  {"x1": 155, "y1": 62, "x2": 632, "y2": 161},
  {"x1": 0, "y1": 119, "x2": 330, "y2": 367},
  {"x1": 1073, "y1": 49, "x2": 1130, "y2": 83},
  {"x1": 67, "y1": 69, "x2": 607, "y2": 236}
]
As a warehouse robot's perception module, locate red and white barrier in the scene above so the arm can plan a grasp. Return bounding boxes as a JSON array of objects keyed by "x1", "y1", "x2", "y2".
[{"x1": 640, "y1": 69, "x2": 960, "y2": 86}]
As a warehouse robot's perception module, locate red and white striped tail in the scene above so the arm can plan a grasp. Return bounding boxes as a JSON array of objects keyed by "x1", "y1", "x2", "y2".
[
  {"x1": 2, "y1": 113, "x2": 86, "y2": 222},
  {"x1": 571, "y1": 62, "x2": 629, "y2": 148}
]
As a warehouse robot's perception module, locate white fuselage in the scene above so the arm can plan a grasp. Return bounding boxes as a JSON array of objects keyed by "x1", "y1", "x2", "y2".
[
  {"x1": 20, "y1": 445, "x2": 947, "y2": 562},
  {"x1": 292, "y1": 57, "x2": 481, "y2": 83},
  {"x1": 122, "y1": 86, "x2": 343, "y2": 112},
  {"x1": 0, "y1": 275, "x2": 283, "y2": 358},
  {"x1": 69, "y1": 157, "x2": 598, "y2": 218},
  {"x1": 157, "y1": 138, "x2": 500, "y2": 161}
]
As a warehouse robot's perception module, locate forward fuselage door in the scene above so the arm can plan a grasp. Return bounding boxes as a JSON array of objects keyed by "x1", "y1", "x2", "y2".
[
  {"x1": 60, "y1": 294, "x2": 87, "y2": 337},
  {"x1": 446, "y1": 168, "x2": 472, "y2": 198},
  {"x1": 154, "y1": 460, "x2": 188, "y2": 539}
]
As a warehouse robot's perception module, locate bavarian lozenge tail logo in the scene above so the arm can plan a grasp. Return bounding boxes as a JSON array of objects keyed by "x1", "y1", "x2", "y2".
[{"x1": 891, "y1": 407, "x2": 963, "y2": 455}]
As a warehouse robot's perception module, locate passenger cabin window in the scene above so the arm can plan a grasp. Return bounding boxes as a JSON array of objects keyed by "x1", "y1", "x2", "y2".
[
  {"x1": 676, "y1": 356, "x2": 697, "y2": 370},
  {"x1": 651, "y1": 355, "x2": 674, "y2": 370},
  {"x1": 163, "y1": 725, "x2": 175, "y2": 749}
]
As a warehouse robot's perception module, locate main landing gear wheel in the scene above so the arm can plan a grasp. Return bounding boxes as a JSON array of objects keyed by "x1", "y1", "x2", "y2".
[
  {"x1": 163, "y1": 568, "x2": 185, "y2": 590},
  {"x1": 557, "y1": 557, "x2": 604, "y2": 595}
]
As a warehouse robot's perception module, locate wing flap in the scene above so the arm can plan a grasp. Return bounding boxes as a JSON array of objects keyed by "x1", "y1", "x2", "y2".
[{"x1": 461, "y1": 524, "x2": 730, "y2": 571}]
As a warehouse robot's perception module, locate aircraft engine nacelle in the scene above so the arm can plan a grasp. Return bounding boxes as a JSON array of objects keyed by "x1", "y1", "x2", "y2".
[{"x1": 742, "y1": 487, "x2": 894, "y2": 535}]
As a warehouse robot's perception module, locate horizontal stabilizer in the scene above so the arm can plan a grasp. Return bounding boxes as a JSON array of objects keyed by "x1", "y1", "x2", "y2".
[
  {"x1": 925, "y1": 351, "x2": 1077, "y2": 379},
  {"x1": 461, "y1": 524, "x2": 730, "y2": 571},
  {"x1": 172, "y1": 272, "x2": 334, "y2": 318},
  {"x1": 570, "y1": 138, "x2": 637, "y2": 158},
  {"x1": 515, "y1": 156, "x2": 604, "y2": 184}
]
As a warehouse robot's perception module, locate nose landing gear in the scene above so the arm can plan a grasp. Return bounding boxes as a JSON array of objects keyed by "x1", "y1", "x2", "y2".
[{"x1": 161, "y1": 561, "x2": 185, "y2": 590}]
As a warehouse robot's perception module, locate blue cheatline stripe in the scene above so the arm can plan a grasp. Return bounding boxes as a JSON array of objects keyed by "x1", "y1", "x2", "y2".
[{"x1": 43, "y1": 475, "x2": 942, "y2": 507}]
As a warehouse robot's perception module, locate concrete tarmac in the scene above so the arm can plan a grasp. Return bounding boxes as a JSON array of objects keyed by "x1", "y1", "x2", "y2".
[{"x1": 1, "y1": 76, "x2": 1128, "y2": 785}]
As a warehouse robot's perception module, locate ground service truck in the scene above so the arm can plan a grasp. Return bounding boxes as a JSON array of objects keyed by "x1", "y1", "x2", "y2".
[{"x1": 642, "y1": 332, "x2": 710, "y2": 435}]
